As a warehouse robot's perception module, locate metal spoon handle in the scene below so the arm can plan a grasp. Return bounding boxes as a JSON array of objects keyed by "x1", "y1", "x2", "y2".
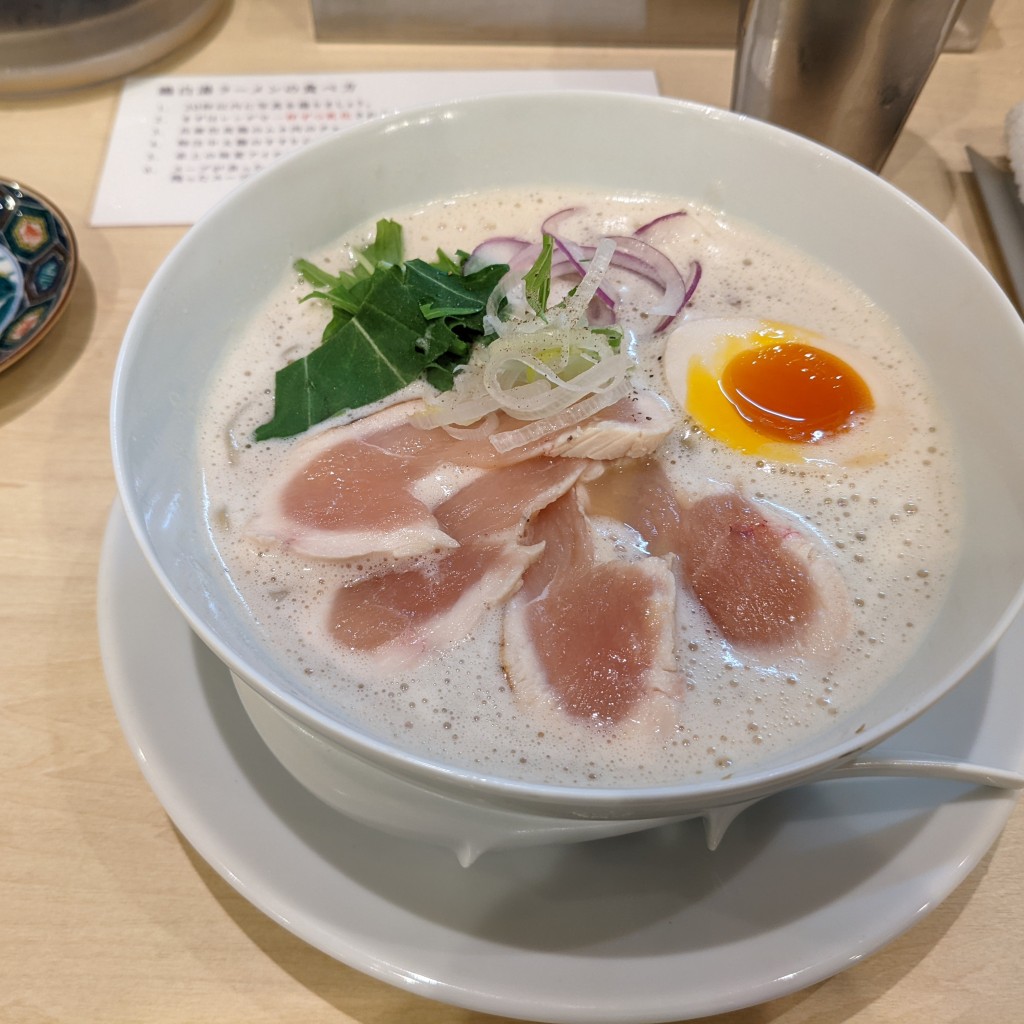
[
  {"x1": 703, "y1": 755, "x2": 1024, "y2": 850},
  {"x1": 823, "y1": 756, "x2": 1024, "y2": 790}
]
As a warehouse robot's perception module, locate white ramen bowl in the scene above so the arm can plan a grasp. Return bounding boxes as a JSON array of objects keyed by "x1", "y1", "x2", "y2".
[{"x1": 111, "y1": 91, "x2": 1024, "y2": 864}]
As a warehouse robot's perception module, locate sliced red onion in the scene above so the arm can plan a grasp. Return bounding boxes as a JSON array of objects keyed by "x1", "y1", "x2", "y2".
[
  {"x1": 655, "y1": 259, "x2": 702, "y2": 334},
  {"x1": 549, "y1": 249, "x2": 585, "y2": 277},
  {"x1": 541, "y1": 207, "x2": 581, "y2": 237},
  {"x1": 507, "y1": 241, "x2": 543, "y2": 276},
  {"x1": 586, "y1": 298, "x2": 617, "y2": 327},
  {"x1": 635, "y1": 210, "x2": 688, "y2": 237},
  {"x1": 606, "y1": 235, "x2": 685, "y2": 317},
  {"x1": 464, "y1": 236, "x2": 532, "y2": 274},
  {"x1": 471, "y1": 239, "x2": 540, "y2": 334},
  {"x1": 539, "y1": 214, "x2": 615, "y2": 313},
  {"x1": 476, "y1": 207, "x2": 702, "y2": 340}
]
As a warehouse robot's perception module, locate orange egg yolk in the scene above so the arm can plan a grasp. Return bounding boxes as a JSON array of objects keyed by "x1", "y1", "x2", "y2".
[{"x1": 719, "y1": 341, "x2": 874, "y2": 444}]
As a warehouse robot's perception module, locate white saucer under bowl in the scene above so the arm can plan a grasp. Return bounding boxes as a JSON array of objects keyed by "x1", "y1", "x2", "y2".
[{"x1": 97, "y1": 500, "x2": 1024, "y2": 1024}]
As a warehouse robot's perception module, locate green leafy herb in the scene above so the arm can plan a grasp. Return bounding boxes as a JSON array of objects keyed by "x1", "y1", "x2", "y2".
[
  {"x1": 253, "y1": 220, "x2": 507, "y2": 441},
  {"x1": 524, "y1": 232, "x2": 554, "y2": 316},
  {"x1": 590, "y1": 324, "x2": 623, "y2": 349},
  {"x1": 362, "y1": 217, "x2": 403, "y2": 267},
  {"x1": 431, "y1": 247, "x2": 469, "y2": 275}
]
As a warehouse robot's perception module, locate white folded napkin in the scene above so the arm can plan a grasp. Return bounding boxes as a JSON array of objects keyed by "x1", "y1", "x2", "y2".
[{"x1": 1007, "y1": 100, "x2": 1024, "y2": 203}]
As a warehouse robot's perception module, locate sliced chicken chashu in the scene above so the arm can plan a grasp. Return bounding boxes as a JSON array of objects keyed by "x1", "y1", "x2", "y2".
[
  {"x1": 581, "y1": 456, "x2": 684, "y2": 557},
  {"x1": 678, "y1": 491, "x2": 850, "y2": 658},
  {"x1": 246, "y1": 393, "x2": 669, "y2": 563},
  {"x1": 584, "y1": 460, "x2": 849, "y2": 657},
  {"x1": 502, "y1": 489, "x2": 682, "y2": 725},
  {"x1": 433, "y1": 456, "x2": 592, "y2": 544},
  {"x1": 328, "y1": 541, "x2": 542, "y2": 675},
  {"x1": 246, "y1": 401, "x2": 459, "y2": 561},
  {"x1": 326, "y1": 455, "x2": 589, "y2": 673},
  {"x1": 528, "y1": 390, "x2": 675, "y2": 461}
]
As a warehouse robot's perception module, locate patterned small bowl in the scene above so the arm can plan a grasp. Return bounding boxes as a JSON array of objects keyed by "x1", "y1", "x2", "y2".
[{"x1": 0, "y1": 179, "x2": 78, "y2": 372}]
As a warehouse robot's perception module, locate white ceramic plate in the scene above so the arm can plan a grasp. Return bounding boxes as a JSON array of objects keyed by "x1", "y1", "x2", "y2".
[{"x1": 98, "y1": 500, "x2": 1024, "y2": 1023}]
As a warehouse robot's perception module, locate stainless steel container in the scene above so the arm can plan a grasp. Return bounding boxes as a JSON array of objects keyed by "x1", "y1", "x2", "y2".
[
  {"x1": 731, "y1": 0, "x2": 967, "y2": 171},
  {"x1": 0, "y1": 0, "x2": 224, "y2": 94}
]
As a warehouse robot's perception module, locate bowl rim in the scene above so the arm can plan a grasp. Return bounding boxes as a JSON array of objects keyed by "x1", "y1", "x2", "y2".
[{"x1": 111, "y1": 88, "x2": 1024, "y2": 818}]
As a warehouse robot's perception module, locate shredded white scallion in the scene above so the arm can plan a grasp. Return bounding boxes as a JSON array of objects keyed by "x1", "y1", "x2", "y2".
[
  {"x1": 412, "y1": 236, "x2": 636, "y2": 447},
  {"x1": 488, "y1": 378, "x2": 632, "y2": 454},
  {"x1": 441, "y1": 412, "x2": 501, "y2": 441},
  {"x1": 561, "y1": 237, "x2": 616, "y2": 322}
]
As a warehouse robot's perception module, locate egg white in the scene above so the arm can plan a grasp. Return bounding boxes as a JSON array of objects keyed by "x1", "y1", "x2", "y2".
[{"x1": 661, "y1": 316, "x2": 903, "y2": 468}]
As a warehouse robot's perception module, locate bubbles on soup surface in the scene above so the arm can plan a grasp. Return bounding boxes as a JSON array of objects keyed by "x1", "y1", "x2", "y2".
[{"x1": 198, "y1": 190, "x2": 961, "y2": 788}]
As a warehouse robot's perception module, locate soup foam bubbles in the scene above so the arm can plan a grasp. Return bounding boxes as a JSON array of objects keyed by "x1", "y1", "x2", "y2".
[{"x1": 199, "y1": 187, "x2": 961, "y2": 787}]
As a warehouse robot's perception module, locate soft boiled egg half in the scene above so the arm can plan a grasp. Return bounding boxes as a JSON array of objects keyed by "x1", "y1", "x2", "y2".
[{"x1": 662, "y1": 317, "x2": 900, "y2": 467}]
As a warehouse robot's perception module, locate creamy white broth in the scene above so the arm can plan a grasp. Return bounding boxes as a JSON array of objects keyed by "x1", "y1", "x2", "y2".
[{"x1": 199, "y1": 188, "x2": 961, "y2": 787}]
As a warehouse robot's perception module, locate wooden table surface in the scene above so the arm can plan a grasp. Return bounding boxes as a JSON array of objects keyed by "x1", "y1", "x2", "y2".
[{"x1": 2, "y1": 1, "x2": 1023, "y2": 1021}]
